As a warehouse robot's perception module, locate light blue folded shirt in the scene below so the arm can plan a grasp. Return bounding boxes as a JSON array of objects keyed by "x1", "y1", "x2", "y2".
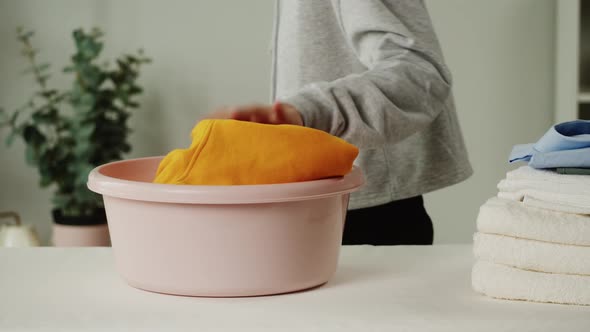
[{"x1": 509, "y1": 120, "x2": 590, "y2": 169}]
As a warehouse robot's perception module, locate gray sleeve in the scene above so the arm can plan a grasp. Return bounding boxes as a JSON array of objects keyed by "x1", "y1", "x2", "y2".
[{"x1": 281, "y1": 0, "x2": 454, "y2": 149}]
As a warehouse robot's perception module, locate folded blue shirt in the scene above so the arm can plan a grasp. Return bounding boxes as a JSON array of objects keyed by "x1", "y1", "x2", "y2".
[{"x1": 509, "y1": 120, "x2": 590, "y2": 169}]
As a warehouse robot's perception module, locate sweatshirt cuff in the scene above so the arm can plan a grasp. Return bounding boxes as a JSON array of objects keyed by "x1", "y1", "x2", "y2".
[{"x1": 280, "y1": 92, "x2": 320, "y2": 129}]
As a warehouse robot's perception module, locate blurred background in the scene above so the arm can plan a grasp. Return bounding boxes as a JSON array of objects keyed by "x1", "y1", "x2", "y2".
[{"x1": 0, "y1": 0, "x2": 584, "y2": 244}]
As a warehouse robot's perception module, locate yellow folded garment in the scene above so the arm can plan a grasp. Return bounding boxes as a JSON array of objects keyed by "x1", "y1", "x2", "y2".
[{"x1": 153, "y1": 119, "x2": 359, "y2": 185}]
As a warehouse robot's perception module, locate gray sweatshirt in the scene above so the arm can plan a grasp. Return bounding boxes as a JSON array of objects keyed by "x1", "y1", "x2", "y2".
[{"x1": 271, "y1": 0, "x2": 473, "y2": 210}]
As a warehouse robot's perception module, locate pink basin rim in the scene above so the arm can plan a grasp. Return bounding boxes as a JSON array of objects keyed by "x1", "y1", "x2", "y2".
[{"x1": 87, "y1": 156, "x2": 364, "y2": 204}]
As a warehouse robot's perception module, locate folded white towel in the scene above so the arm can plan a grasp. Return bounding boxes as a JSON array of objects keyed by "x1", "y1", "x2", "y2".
[
  {"x1": 498, "y1": 190, "x2": 590, "y2": 215},
  {"x1": 504, "y1": 165, "x2": 590, "y2": 189},
  {"x1": 473, "y1": 232, "x2": 590, "y2": 275},
  {"x1": 477, "y1": 197, "x2": 590, "y2": 246},
  {"x1": 497, "y1": 166, "x2": 590, "y2": 214},
  {"x1": 507, "y1": 194, "x2": 590, "y2": 215},
  {"x1": 472, "y1": 260, "x2": 590, "y2": 305}
]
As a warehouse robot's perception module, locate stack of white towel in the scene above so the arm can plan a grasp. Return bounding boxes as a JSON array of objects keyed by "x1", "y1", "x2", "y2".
[{"x1": 471, "y1": 165, "x2": 590, "y2": 305}]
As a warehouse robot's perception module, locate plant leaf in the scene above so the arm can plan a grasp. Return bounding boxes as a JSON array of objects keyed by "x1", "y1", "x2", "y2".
[
  {"x1": 37, "y1": 63, "x2": 50, "y2": 72},
  {"x1": 32, "y1": 108, "x2": 58, "y2": 124},
  {"x1": 5, "y1": 131, "x2": 18, "y2": 147},
  {"x1": 9, "y1": 111, "x2": 20, "y2": 126},
  {"x1": 77, "y1": 122, "x2": 95, "y2": 139},
  {"x1": 75, "y1": 163, "x2": 95, "y2": 186},
  {"x1": 52, "y1": 193, "x2": 72, "y2": 210},
  {"x1": 25, "y1": 144, "x2": 40, "y2": 166},
  {"x1": 23, "y1": 125, "x2": 44, "y2": 144}
]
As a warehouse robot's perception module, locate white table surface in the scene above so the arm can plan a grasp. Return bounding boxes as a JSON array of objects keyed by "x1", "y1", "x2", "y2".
[{"x1": 1, "y1": 245, "x2": 589, "y2": 332}]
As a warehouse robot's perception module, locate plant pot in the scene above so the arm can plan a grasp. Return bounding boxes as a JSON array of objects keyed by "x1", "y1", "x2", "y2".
[{"x1": 51, "y1": 209, "x2": 111, "y2": 247}]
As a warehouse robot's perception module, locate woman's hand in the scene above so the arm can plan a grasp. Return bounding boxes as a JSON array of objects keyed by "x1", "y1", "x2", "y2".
[{"x1": 204, "y1": 102, "x2": 303, "y2": 126}]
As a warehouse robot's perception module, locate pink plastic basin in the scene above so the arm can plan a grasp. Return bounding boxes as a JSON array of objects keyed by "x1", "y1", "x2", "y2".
[{"x1": 87, "y1": 156, "x2": 364, "y2": 297}]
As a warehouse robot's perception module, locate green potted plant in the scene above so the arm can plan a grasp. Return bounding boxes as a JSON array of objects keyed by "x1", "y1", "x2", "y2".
[{"x1": 0, "y1": 27, "x2": 150, "y2": 246}]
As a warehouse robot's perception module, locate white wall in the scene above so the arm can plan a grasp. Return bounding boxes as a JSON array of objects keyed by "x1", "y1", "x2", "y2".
[
  {"x1": 423, "y1": 0, "x2": 555, "y2": 243},
  {"x1": 0, "y1": 0, "x2": 555, "y2": 244}
]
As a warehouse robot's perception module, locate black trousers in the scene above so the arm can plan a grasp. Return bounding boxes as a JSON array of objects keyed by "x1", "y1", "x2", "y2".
[{"x1": 342, "y1": 196, "x2": 434, "y2": 245}]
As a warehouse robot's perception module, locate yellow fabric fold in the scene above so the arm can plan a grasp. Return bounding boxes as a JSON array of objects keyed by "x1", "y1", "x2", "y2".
[{"x1": 153, "y1": 119, "x2": 359, "y2": 185}]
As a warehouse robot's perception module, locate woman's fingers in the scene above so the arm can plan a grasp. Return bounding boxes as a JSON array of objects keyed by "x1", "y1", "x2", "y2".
[
  {"x1": 271, "y1": 102, "x2": 286, "y2": 124},
  {"x1": 230, "y1": 105, "x2": 272, "y2": 124},
  {"x1": 205, "y1": 103, "x2": 301, "y2": 125}
]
